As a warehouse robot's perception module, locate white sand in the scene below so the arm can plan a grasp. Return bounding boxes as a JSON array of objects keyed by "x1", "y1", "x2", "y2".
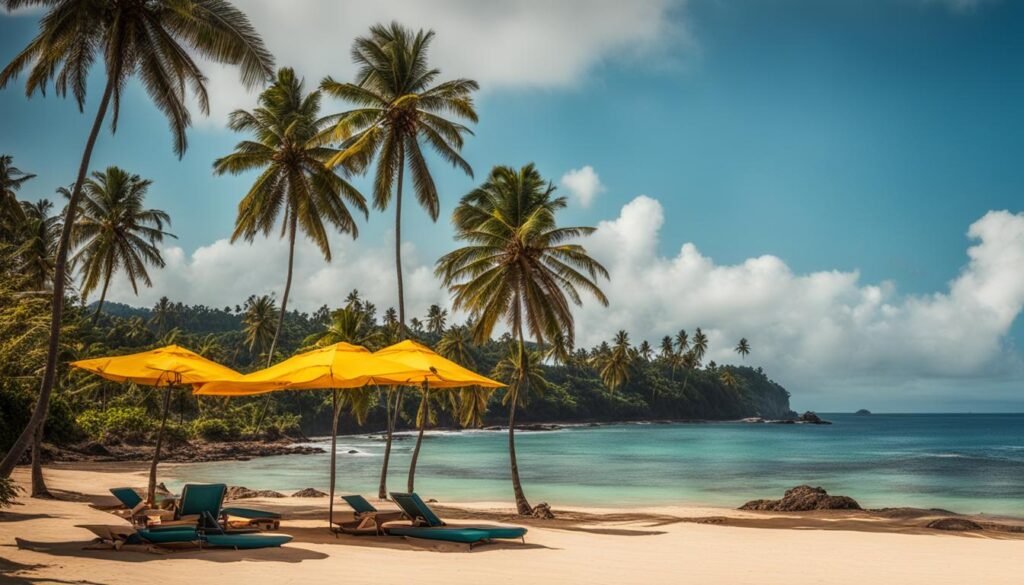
[{"x1": 1, "y1": 465, "x2": 1022, "y2": 585}]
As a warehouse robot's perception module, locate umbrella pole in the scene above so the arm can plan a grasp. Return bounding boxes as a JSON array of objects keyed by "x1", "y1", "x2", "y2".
[
  {"x1": 328, "y1": 389, "x2": 340, "y2": 531},
  {"x1": 148, "y1": 387, "x2": 172, "y2": 506}
]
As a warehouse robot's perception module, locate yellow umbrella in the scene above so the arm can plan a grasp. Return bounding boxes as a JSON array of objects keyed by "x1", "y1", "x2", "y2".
[
  {"x1": 193, "y1": 342, "x2": 425, "y2": 395},
  {"x1": 372, "y1": 340, "x2": 505, "y2": 493},
  {"x1": 192, "y1": 342, "x2": 430, "y2": 529},
  {"x1": 70, "y1": 345, "x2": 241, "y2": 504}
]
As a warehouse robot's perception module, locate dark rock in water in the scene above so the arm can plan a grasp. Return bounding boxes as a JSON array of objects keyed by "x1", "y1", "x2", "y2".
[
  {"x1": 347, "y1": 449, "x2": 359, "y2": 454},
  {"x1": 740, "y1": 485, "x2": 861, "y2": 511},
  {"x1": 798, "y1": 411, "x2": 832, "y2": 424},
  {"x1": 519, "y1": 424, "x2": 561, "y2": 431},
  {"x1": 854, "y1": 409, "x2": 872, "y2": 415},
  {"x1": 292, "y1": 488, "x2": 327, "y2": 497},
  {"x1": 427, "y1": 498, "x2": 438, "y2": 503},
  {"x1": 927, "y1": 518, "x2": 983, "y2": 531},
  {"x1": 531, "y1": 502, "x2": 555, "y2": 519}
]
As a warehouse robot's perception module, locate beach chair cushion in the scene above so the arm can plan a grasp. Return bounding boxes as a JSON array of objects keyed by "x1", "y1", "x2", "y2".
[
  {"x1": 204, "y1": 533, "x2": 292, "y2": 549},
  {"x1": 221, "y1": 507, "x2": 282, "y2": 520},
  {"x1": 390, "y1": 492, "x2": 444, "y2": 527},
  {"x1": 385, "y1": 524, "x2": 527, "y2": 544},
  {"x1": 110, "y1": 487, "x2": 144, "y2": 509},
  {"x1": 136, "y1": 526, "x2": 202, "y2": 544},
  {"x1": 341, "y1": 495, "x2": 377, "y2": 515}
]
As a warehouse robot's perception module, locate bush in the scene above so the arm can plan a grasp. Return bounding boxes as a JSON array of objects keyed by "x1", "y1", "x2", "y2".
[
  {"x1": 161, "y1": 423, "x2": 192, "y2": 446},
  {"x1": 0, "y1": 476, "x2": 21, "y2": 509},
  {"x1": 192, "y1": 418, "x2": 240, "y2": 441},
  {"x1": 76, "y1": 407, "x2": 153, "y2": 440}
]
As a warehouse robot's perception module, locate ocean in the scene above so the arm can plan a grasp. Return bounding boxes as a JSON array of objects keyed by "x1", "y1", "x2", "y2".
[{"x1": 165, "y1": 413, "x2": 1024, "y2": 516}]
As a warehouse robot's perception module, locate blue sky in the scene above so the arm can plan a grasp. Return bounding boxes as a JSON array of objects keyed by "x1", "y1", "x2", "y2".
[{"x1": 2, "y1": 0, "x2": 1023, "y2": 410}]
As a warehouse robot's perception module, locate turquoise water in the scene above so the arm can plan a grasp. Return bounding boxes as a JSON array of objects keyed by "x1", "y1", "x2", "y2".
[{"x1": 166, "y1": 414, "x2": 1024, "y2": 516}]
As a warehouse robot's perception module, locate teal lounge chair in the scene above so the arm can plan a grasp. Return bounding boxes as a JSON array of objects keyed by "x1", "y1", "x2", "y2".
[
  {"x1": 334, "y1": 495, "x2": 404, "y2": 535},
  {"x1": 108, "y1": 487, "x2": 175, "y2": 526},
  {"x1": 137, "y1": 483, "x2": 291, "y2": 549},
  {"x1": 386, "y1": 492, "x2": 527, "y2": 549}
]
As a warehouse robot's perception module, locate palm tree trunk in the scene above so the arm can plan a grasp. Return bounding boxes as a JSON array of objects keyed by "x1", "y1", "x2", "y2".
[
  {"x1": 30, "y1": 413, "x2": 50, "y2": 498},
  {"x1": 394, "y1": 141, "x2": 406, "y2": 330},
  {"x1": 407, "y1": 383, "x2": 428, "y2": 493},
  {"x1": 255, "y1": 213, "x2": 298, "y2": 436},
  {"x1": 510, "y1": 320, "x2": 532, "y2": 516},
  {"x1": 147, "y1": 387, "x2": 173, "y2": 506},
  {"x1": 0, "y1": 73, "x2": 117, "y2": 480},
  {"x1": 265, "y1": 213, "x2": 297, "y2": 366},
  {"x1": 91, "y1": 269, "x2": 113, "y2": 323},
  {"x1": 328, "y1": 389, "x2": 340, "y2": 530},
  {"x1": 508, "y1": 381, "x2": 531, "y2": 515},
  {"x1": 377, "y1": 387, "x2": 402, "y2": 499}
]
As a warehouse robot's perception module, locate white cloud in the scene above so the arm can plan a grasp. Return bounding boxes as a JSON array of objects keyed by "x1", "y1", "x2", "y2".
[
  {"x1": 573, "y1": 197, "x2": 1024, "y2": 407},
  {"x1": 193, "y1": 0, "x2": 689, "y2": 125},
  {"x1": 560, "y1": 166, "x2": 605, "y2": 208},
  {"x1": 103, "y1": 195, "x2": 1024, "y2": 410},
  {"x1": 104, "y1": 233, "x2": 449, "y2": 323}
]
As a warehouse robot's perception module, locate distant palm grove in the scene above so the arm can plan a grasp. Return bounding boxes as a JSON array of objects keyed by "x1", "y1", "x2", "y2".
[{"x1": 0, "y1": 1, "x2": 790, "y2": 513}]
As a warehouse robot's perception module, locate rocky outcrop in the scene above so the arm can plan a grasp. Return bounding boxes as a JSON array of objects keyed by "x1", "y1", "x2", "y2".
[
  {"x1": 291, "y1": 488, "x2": 327, "y2": 498},
  {"x1": 226, "y1": 486, "x2": 285, "y2": 500},
  {"x1": 926, "y1": 518, "x2": 983, "y2": 531},
  {"x1": 854, "y1": 409, "x2": 872, "y2": 415},
  {"x1": 740, "y1": 485, "x2": 861, "y2": 511},
  {"x1": 531, "y1": 502, "x2": 555, "y2": 519},
  {"x1": 798, "y1": 411, "x2": 831, "y2": 424}
]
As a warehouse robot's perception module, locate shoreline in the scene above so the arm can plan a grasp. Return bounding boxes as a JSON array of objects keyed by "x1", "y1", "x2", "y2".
[{"x1": 2, "y1": 464, "x2": 1024, "y2": 585}]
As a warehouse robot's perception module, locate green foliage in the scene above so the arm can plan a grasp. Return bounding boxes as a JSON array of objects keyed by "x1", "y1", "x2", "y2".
[
  {"x1": 0, "y1": 476, "x2": 21, "y2": 509},
  {"x1": 76, "y1": 407, "x2": 153, "y2": 440},
  {"x1": 191, "y1": 418, "x2": 241, "y2": 442}
]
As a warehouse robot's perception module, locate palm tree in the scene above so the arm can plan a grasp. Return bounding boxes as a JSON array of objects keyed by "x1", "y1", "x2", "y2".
[
  {"x1": 72, "y1": 167, "x2": 175, "y2": 320},
  {"x1": 383, "y1": 307, "x2": 398, "y2": 327},
  {"x1": 543, "y1": 331, "x2": 573, "y2": 366},
  {"x1": 214, "y1": 67, "x2": 366, "y2": 368},
  {"x1": 345, "y1": 289, "x2": 362, "y2": 310},
  {"x1": 436, "y1": 325, "x2": 493, "y2": 428},
  {"x1": 691, "y1": 328, "x2": 709, "y2": 364},
  {"x1": 719, "y1": 370, "x2": 739, "y2": 388},
  {"x1": 426, "y1": 304, "x2": 447, "y2": 335},
  {"x1": 12, "y1": 199, "x2": 61, "y2": 292},
  {"x1": 0, "y1": 154, "x2": 33, "y2": 228},
  {"x1": 409, "y1": 318, "x2": 424, "y2": 335},
  {"x1": 674, "y1": 329, "x2": 689, "y2": 355},
  {"x1": 594, "y1": 331, "x2": 632, "y2": 392},
  {"x1": 436, "y1": 163, "x2": 608, "y2": 515},
  {"x1": 659, "y1": 336, "x2": 675, "y2": 361},
  {"x1": 0, "y1": 0, "x2": 274, "y2": 482},
  {"x1": 637, "y1": 340, "x2": 653, "y2": 362},
  {"x1": 148, "y1": 297, "x2": 175, "y2": 337},
  {"x1": 735, "y1": 337, "x2": 751, "y2": 359},
  {"x1": 242, "y1": 294, "x2": 278, "y2": 358},
  {"x1": 304, "y1": 306, "x2": 383, "y2": 349},
  {"x1": 321, "y1": 22, "x2": 479, "y2": 329}
]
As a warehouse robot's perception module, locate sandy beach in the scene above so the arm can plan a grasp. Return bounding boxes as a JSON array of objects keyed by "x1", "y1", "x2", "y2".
[{"x1": 1, "y1": 464, "x2": 1022, "y2": 585}]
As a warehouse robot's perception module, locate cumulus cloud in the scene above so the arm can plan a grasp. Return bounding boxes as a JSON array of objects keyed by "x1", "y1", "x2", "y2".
[
  {"x1": 573, "y1": 197, "x2": 1024, "y2": 406},
  {"x1": 193, "y1": 0, "x2": 688, "y2": 125},
  {"x1": 104, "y1": 195, "x2": 1024, "y2": 410},
  {"x1": 560, "y1": 166, "x2": 605, "y2": 208},
  {"x1": 103, "y1": 233, "x2": 450, "y2": 322}
]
